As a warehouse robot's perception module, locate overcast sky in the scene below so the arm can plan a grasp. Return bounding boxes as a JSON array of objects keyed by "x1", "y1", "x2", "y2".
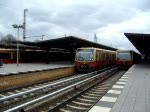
[{"x1": 0, "y1": 0, "x2": 150, "y2": 52}]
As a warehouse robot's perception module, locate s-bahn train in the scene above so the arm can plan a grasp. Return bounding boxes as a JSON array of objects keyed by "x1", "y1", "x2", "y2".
[
  {"x1": 0, "y1": 48, "x2": 73, "y2": 64},
  {"x1": 0, "y1": 49, "x2": 45, "y2": 63},
  {"x1": 75, "y1": 47, "x2": 116, "y2": 72},
  {"x1": 116, "y1": 50, "x2": 141, "y2": 68}
]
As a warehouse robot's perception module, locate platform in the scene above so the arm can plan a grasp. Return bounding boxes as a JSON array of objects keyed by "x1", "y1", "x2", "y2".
[
  {"x1": 89, "y1": 64, "x2": 150, "y2": 112},
  {"x1": 0, "y1": 62, "x2": 73, "y2": 75}
]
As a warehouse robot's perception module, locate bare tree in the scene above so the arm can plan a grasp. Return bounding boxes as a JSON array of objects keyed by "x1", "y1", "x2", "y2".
[
  {"x1": 0, "y1": 34, "x2": 16, "y2": 44},
  {"x1": 0, "y1": 33, "x2": 4, "y2": 39},
  {"x1": 0, "y1": 33, "x2": 4, "y2": 44}
]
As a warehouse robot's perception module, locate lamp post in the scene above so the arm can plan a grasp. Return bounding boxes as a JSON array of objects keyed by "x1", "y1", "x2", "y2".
[{"x1": 12, "y1": 24, "x2": 24, "y2": 66}]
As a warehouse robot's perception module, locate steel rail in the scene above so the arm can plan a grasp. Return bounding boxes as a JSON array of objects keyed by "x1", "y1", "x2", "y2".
[
  {"x1": 4, "y1": 67, "x2": 117, "y2": 112},
  {"x1": 0, "y1": 66, "x2": 113, "y2": 102},
  {"x1": 0, "y1": 74, "x2": 86, "y2": 102}
]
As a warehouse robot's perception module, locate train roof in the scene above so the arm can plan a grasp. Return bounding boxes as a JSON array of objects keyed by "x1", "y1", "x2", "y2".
[
  {"x1": 77, "y1": 47, "x2": 116, "y2": 53},
  {"x1": 117, "y1": 49, "x2": 141, "y2": 55},
  {"x1": 116, "y1": 50, "x2": 133, "y2": 52}
]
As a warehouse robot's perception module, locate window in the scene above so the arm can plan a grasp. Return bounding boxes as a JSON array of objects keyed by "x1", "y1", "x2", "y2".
[
  {"x1": 76, "y1": 49, "x2": 94, "y2": 61},
  {"x1": 99, "y1": 52, "x2": 102, "y2": 60},
  {"x1": 110, "y1": 54, "x2": 112, "y2": 60},
  {"x1": 13, "y1": 53, "x2": 21, "y2": 60},
  {"x1": 0, "y1": 53, "x2": 11, "y2": 59},
  {"x1": 117, "y1": 51, "x2": 132, "y2": 60},
  {"x1": 103, "y1": 53, "x2": 106, "y2": 60}
]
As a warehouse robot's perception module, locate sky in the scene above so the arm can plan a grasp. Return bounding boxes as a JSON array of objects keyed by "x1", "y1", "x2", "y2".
[{"x1": 0, "y1": 0, "x2": 150, "y2": 53}]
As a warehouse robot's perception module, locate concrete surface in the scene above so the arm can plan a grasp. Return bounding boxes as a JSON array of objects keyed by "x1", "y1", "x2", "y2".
[
  {"x1": 89, "y1": 64, "x2": 150, "y2": 112},
  {"x1": 0, "y1": 62, "x2": 73, "y2": 75}
]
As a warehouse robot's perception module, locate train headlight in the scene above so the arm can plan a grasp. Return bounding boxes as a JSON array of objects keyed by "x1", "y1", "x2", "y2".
[{"x1": 81, "y1": 64, "x2": 88, "y2": 69}]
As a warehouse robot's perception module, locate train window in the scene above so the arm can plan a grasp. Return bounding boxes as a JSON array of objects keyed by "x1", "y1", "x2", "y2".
[
  {"x1": 106, "y1": 53, "x2": 109, "y2": 60},
  {"x1": 20, "y1": 53, "x2": 26, "y2": 60},
  {"x1": 102, "y1": 53, "x2": 104, "y2": 60},
  {"x1": 113, "y1": 54, "x2": 115, "y2": 60},
  {"x1": 108, "y1": 54, "x2": 110, "y2": 60},
  {"x1": 114, "y1": 54, "x2": 116, "y2": 60},
  {"x1": 103, "y1": 53, "x2": 106, "y2": 60},
  {"x1": 96, "y1": 53, "x2": 99, "y2": 61},
  {"x1": 111, "y1": 54, "x2": 112, "y2": 60},
  {"x1": 13, "y1": 53, "x2": 17, "y2": 59},
  {"x1": 110, "y1": 54, "x2": 111, "y2": 60},
  {"x1": 76, "y1": 49, "x2": 94, "y2": 61},
  {"x1": 13, "y1": 53, "x2": 21, "y2": 60},
  {"x1": 0, "y1": 53, "x2": 11, "y2": 59},
  {"x1": 117, "y1": 51, "x2": 132, "y2": 60},
  {"x1": 105, "y1": 53, "x2": 107, "y2": 60},
  {"x1": 99, "y1": 52, "x2": 102, "y2": 60}
]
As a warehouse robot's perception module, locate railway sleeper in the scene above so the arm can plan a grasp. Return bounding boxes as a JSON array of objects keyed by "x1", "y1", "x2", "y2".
[
  {"x1": 6, "y1": 92, "x2": 14, "y2": 95},
  {"x1": 91, "y1": 88, "x2": 108, "y2": 92},
  {"x1": 68, "y1": 101, "x2": 91, "y2": 108},
  {"x1": 0, "y1": 94, "x2": 5, "y2": 97},
  {"x1": 95, "y1": 85, "x2": 110, "y2": 88},
  {"x1": 85, "y1": 92, "x2": 102, "y2": 97},
  {"x1": 77, "y1": 97, "x2": 95, "y2": 102},
  {"x1": 75, "y1": 98, "x2": 94, "y2": 105},
  {"x1": 81, "y1": 95, "x2": 99, "y2": 99},
  {"x1": 14, "y1": 98, "x2": 20, "y2": 101},
  {"x1": 21, "y1": 88, "x2": 28, "y2": 91},
  {"x1": 66, "y1": 104, "x2": 89, "y2": 110},
  {"x1": 72, "y1": 101, "x2": 93, "y2": 106},
  {"x1": 88, "y1": 90, "x2": 105, "y2": 94},
  {"x1": 60, "y1": 108, "x2": 73, "y2": 112},
  {"x1": 68, "y1": 102, "x2": 91, "y2": 109},
  {"x1": 15, "y1": 90, "x2": 22, "y2": 93}
]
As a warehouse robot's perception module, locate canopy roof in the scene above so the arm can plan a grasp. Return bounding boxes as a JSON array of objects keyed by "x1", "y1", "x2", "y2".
[
  {"x1": 125, "y1": 33, "x2": 150, "y2": 56},
  {"x1": 19, "y1": 36, "x2": 117, "y2": 51}
]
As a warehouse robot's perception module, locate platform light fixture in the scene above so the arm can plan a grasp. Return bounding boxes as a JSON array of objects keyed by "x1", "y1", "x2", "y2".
[{"x1": 12, "y1": 24, "x2": 24, "y2": 66}]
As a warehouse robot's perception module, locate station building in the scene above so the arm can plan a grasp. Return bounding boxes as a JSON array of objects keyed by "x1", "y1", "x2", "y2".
[{"x1": 0, "y1": 36, "x2": 116, "y2": 64}]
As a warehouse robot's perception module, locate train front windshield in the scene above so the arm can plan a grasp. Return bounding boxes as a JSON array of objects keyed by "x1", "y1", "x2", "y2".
[
  {"x1": 117, "y1": 51, "x2": 132, "y2": 60},
  {"x1": 76, "y1": 49, "x2": 94, "y2": 61}
]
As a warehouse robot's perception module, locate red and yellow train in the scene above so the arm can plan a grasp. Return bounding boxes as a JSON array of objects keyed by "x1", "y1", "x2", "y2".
[
  {"x1": 0, "y1": 48, "x2": 73, "y2": 64},
  {"x1": 75, "y1": 47, "x2": 116, "y2": 72},
  {"x1": 116, "y1": 50, "x2": 141, "y2": 68}
]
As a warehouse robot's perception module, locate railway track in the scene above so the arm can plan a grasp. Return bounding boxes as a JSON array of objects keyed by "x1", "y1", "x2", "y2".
[
  {"x1": 0, "y1": 66, "x2": 123, "y2": 112},
  {"x1": 0, "y1": 73, "x2": 92, "y2": 111},
  {"x1": 49, "y1": 71, "x2": 125, "y2": 112}
]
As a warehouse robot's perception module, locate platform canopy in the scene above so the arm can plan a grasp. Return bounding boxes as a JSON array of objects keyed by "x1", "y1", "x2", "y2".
[
  {"x1": 19, "y1": 36, "x2": 117, "y2": 51},
  {"x1": 0, "y1": 43, "x2": 40, "y2": 50},
  {"x1": 125, "y1": 33, "x2": 150, "y2": 56}
]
